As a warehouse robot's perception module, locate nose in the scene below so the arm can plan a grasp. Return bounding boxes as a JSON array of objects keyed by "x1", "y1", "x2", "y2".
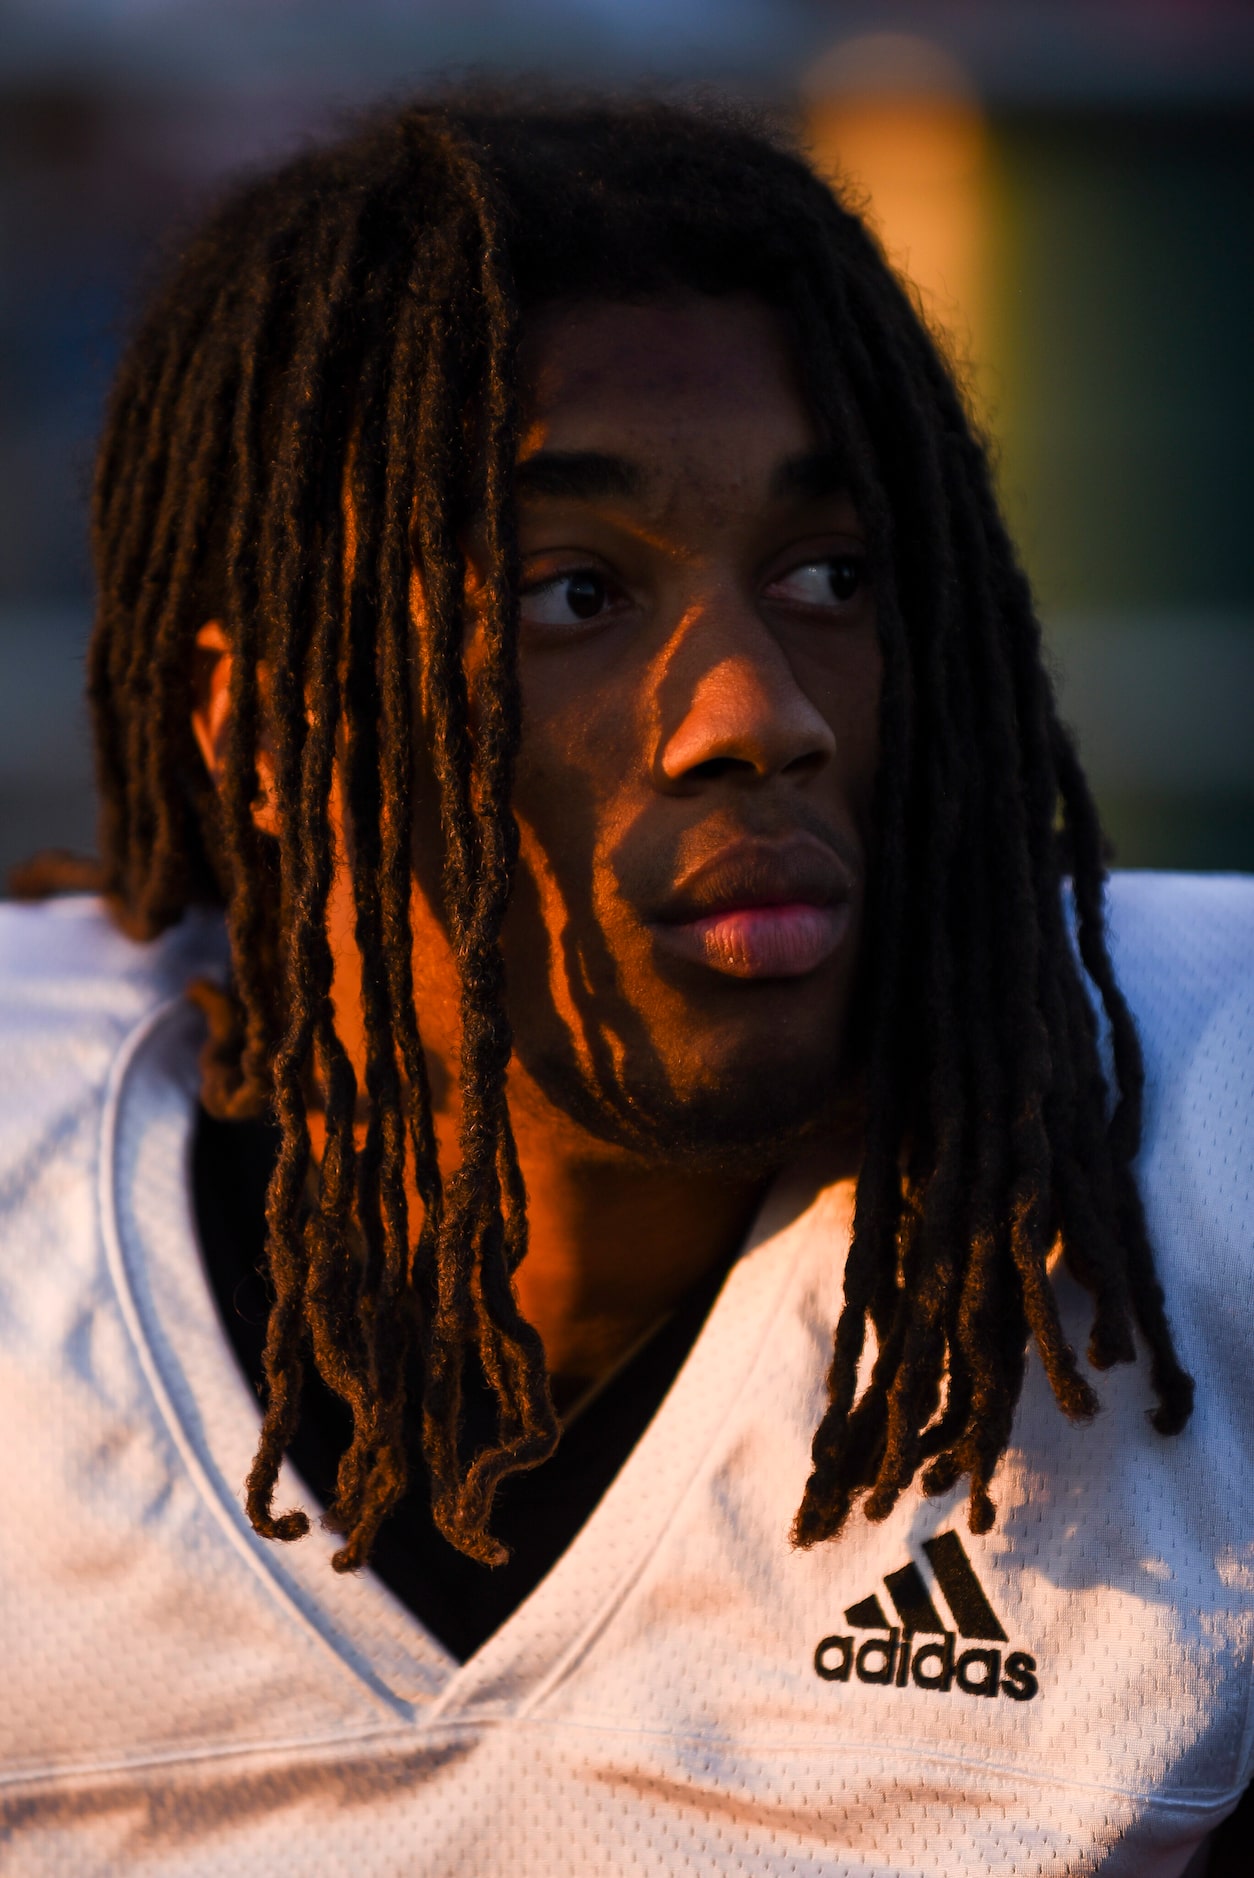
[{"x1": 655, "y1": 603, "x2": 836, "y2": 788}]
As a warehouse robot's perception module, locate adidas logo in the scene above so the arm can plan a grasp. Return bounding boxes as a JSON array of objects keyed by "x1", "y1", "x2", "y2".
[{"x1": 814, "y1": 1529, "x2": 1038, "y2": 1701}]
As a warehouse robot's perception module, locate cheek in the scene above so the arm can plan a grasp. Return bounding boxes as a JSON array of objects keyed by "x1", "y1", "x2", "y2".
[
  {"x1": 512, "y1": 656, "x2": 645, "y2": 868},
  {"x1": 505, "y1": 663, "x2": 652, "y2": 1025},
  {"x1": 810, "y1": 629, "x2": 883, "y2": 827},
  {"x1": 852, "y1": 659, "x2": 883, "y2": 820}
]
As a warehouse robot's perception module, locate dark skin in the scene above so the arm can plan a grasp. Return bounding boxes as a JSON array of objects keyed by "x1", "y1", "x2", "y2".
[{"x1": 192, "y1": 293, "x2": 882, "y2": 1403}]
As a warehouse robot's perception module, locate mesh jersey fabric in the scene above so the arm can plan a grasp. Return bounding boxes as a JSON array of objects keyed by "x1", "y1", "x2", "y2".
[{"x1": 0, "y1": 874, "x2": 1251, "y2": 1877}]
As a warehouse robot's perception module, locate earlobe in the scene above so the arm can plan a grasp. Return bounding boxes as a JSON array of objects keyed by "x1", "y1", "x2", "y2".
[{"x1": 190, "y1": 619, "x2": 281, "y2": 837}]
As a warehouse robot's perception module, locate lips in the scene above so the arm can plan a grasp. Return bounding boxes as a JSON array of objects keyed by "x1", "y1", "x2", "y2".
[{"x1": 650, "y1": 839, "x2": 855, "y2": 982}]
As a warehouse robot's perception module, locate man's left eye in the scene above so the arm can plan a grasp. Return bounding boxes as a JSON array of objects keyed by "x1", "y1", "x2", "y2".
[{"x1": 766, "y1": 557, "x2": 865, "y2": 610}]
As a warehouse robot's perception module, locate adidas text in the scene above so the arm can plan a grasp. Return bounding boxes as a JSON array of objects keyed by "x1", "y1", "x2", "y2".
[{"x1": 814, "y1": 1629, "x2": 1038, "y2": 1700}]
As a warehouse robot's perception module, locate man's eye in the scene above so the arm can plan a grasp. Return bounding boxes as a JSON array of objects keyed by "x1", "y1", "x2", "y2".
[
  {"x1": 766, "y1": 556, "x2": 865, "y2": 610},
  {"x1": 520, "y1": 570, "x2": 617, "y2": 628}
]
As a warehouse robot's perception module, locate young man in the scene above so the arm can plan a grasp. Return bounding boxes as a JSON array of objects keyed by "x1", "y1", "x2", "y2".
[{"x1": 1, "y1": 97, "x2": 1250, "y2": 1874}]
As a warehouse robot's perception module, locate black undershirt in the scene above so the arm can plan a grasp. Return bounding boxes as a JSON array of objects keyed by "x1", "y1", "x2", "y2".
[{"x1": 192, "y1": 1106, "x2": 726, "y2": 1663}]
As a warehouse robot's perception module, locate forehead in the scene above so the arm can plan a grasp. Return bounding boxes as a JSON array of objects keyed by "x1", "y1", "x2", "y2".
[{"x1": 515, "y1": 295, "x2": 817, "y2": 464}]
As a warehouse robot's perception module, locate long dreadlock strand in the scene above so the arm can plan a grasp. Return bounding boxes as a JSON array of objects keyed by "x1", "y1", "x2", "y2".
[
  {"x1": 860, "y1": 327, "x2": 975, "y2": 1524},
  {"x1": 784, "y1": 253, "x2": 918, "y2": 1545},
  {"x1": 245, "y1": 191, "x2": 377, "y2": 1543},
  {"x1": 1051, "y1": 728, "x2": 1194, "y2": 1435},
  {"x1": 332, "y1": 246, "x2": 426, "y2": 1567},
  {"x1": 213, "y1": 196, "x2": 326, "y2": 1118},
  {"x1": 445, "y1": 149, "x2": 558, "y2": 1550},
  {"x1": 376, "y1": 282, "x2": 444, "y2": 1285},
  {"x1": 407, "y1": 285, "x2": 484, "y2": 1540}
]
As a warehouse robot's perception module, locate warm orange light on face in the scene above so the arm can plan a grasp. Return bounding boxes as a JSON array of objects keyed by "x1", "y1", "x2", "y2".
[{"x1": 804, "y1": 35, "x2": 993, "y2": 424}]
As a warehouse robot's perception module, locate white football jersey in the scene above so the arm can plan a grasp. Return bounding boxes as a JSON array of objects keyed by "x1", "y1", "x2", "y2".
[{"x1": 0, "y1": 875, "x2": 1251, "y2": 1876}]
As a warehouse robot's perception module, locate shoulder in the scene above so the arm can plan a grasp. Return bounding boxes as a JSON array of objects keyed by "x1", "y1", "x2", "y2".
[
  {"x1": 1101, "y1": 871, "x2": 1254, "y2": 1133},
  {"x1": 1103, "y1": 873, "x2": 1254, "y2": 1346},
  {"x1": 0, "y1": 894, "x2": 227, "y2": 1022},
  {"x1": 1104, "y1": 870, "x2": 1254, "y2": 1008},
  {"x1": 0, "y1": 896, "x2": 227, "y2": 1155}
]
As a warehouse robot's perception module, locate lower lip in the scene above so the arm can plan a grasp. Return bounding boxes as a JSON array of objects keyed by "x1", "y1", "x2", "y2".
[{"x1": 657, "y1": 902, "x2": 852, "y2": 980}]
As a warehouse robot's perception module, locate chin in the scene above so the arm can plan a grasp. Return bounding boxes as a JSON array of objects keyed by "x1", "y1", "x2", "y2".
[{"x1": 517, "y1": 1029, "x2": 845, "y2": 1173}]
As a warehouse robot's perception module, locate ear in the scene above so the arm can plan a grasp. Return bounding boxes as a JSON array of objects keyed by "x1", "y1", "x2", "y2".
[{"x1": 191, "y1": 619, "x2": 281, "y2": 838}]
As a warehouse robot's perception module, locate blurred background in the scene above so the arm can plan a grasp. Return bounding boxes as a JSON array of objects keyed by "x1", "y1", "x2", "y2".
[{"x1": 2, "y1": 0, "x2": 1251, "y2": 885}]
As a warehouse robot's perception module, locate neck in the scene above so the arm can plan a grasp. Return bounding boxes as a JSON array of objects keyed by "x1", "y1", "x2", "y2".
[
  {"x1": 497, "y1": 1068, "x2": 865, "y2": 1393},
  {"x1": 506, "y1": 1100, "x2": 769, "y2": 1393}
]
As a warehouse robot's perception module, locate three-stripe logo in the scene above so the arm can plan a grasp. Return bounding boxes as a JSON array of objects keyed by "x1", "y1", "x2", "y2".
[{"x1": 814, "y1": 1529, "x2": 1038, "y2": 1701}]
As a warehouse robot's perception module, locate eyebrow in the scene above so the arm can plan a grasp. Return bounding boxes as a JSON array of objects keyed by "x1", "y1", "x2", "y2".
[
  {"x1": 768, "y1": 449, "x2": 849, "y2": 502},
  {"x1": 514, "y1": 450, "x2": 643, "y2": 502},
  {"x1": 512, "y1": 445, "x2": 849, "y2": 506}
]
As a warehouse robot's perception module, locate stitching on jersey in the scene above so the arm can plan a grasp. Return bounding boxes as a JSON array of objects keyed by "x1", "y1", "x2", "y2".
[
  {"x1": 98, "y1": 998, "x2": 408, "y2": 1719},
  {"x1": 508, "y1": 1188, "x2": 834, "y2": 1725}
]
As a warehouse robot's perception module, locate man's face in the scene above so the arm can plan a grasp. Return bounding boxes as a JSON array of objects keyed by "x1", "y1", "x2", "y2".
[{"x1": 447, "y1": 294, "x2": 882, "y2": 1167}]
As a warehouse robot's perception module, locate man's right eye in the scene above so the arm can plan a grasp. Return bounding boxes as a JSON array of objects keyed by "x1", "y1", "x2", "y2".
[{"x1": 519, "y1": 570, "x2": 617, "y2": 628}]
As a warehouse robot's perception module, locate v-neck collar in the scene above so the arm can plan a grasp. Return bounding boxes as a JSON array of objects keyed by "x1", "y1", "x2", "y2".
[{"x1": 102, "y1": 993, "x2": 846, "y2": 1730}]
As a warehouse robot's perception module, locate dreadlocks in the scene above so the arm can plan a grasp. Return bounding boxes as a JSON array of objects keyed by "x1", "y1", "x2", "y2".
[{"x1": 83, "y1": 93, "x2": 1193, "y2": 1574}]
